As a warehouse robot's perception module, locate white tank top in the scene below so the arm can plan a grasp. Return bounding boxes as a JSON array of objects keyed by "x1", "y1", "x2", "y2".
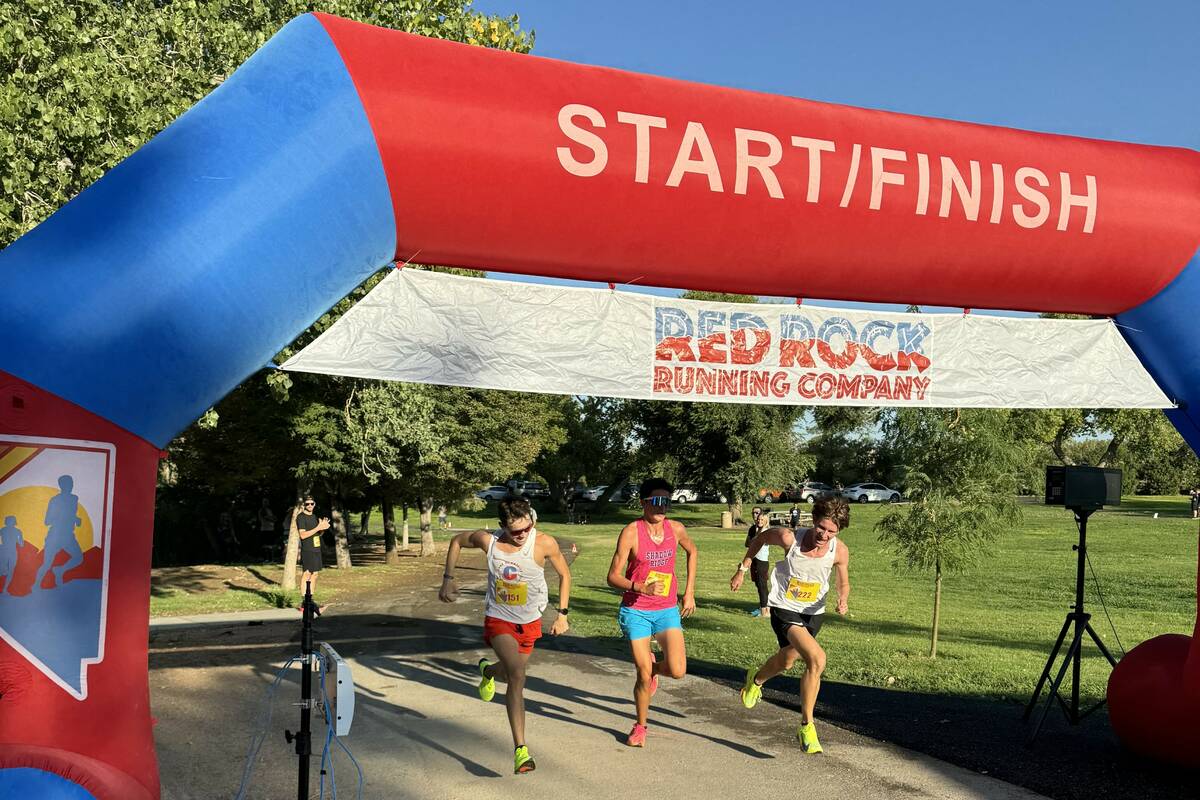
[
  {"x1": 484, "y1": 529, "x2": 548, "y2": 624},
  {"x1": 767, "y1": 532, "x2": 837, "y2": 615}
]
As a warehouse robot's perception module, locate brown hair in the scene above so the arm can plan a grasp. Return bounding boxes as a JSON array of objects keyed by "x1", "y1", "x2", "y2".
[
  {"x1": 498, "y1": 496, "x2": 534, "y2": 528},
  {"x1": 812, "y1": 497, "x2": 850, "y2": 531}
]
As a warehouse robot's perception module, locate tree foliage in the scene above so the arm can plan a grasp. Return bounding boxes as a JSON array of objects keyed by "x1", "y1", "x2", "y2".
[
  {"x1": 1, "y1": 0, "x2": 533, "y2": 247},
  {"x1": 875, "y1": 477, "x2": 1018, "y2": 657}
]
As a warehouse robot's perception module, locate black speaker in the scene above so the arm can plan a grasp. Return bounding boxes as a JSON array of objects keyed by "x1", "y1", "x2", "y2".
[{"x1": 1045, "y1": 465, "x2": 1122, "y2": 508}]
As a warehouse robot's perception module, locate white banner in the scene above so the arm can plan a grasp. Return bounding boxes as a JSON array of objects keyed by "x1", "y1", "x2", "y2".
[{"x1": 282, "y1": 270, "x2": 1171, "y2": 409}]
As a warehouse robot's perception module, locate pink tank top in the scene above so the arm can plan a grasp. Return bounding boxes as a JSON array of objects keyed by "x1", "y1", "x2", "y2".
[{"x1": 622, "y1": 519, "x2": 678, "y2": 610}]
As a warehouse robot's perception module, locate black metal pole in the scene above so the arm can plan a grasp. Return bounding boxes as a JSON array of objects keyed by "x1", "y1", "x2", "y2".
[
  {"x1": 296, "y1": 580, "x2": 314, "y2": 800},
  {"x1": 1070, "y1": 509, "x2": 1091, "y2": 722}
]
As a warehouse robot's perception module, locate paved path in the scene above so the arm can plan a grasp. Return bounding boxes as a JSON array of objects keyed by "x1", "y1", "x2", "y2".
[{"x1": 150, "y1": 577, "x2": 1047, "y2": 800}]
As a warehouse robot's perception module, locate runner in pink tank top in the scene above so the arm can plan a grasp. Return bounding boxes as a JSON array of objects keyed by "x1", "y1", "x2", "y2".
[
  {"x1": 606, "y1": 478, "x2": 698, "y2": 747},
  {"x1": 621, "y1": 518, "x2": 679, "y2": 610}
]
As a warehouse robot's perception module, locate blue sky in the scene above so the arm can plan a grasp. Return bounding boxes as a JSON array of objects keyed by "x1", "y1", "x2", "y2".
[{"x1": 473, "y1": 1, "x2": 1200, "y2": 315}]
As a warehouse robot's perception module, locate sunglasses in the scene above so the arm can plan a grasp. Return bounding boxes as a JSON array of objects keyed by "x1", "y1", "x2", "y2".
[
  {"x1": 506, "y1": 521, "x2": 534, "y2": 536},
  {"x1": 643, "y1": 496, "x2": 671, "y2": 508},
  {"x1": 303, "y1": 502, "x2": 315, "y2": 508}
]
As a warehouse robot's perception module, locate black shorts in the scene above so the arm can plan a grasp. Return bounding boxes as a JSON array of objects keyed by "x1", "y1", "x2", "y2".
[
  {"x1": 769, "y1": 606, "x2": 822, "y2": 648},
  {"x1": 300, "y1": 546, "x2": 323, "y2": 573}
]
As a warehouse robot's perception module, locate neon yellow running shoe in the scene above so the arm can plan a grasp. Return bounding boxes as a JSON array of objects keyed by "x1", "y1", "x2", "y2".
[
  {"x1": 740, "y1": 667, "x2": 762, "y2": 709},
  {"x1": 797, "y1": 721, "x2": 823, "y2": 754},
  {"x1": 514, "y1": 745, "x2": 536, "y2": 774},
  {"x1": 478, "y1": 658, "x2": 496, "y2": 702}
]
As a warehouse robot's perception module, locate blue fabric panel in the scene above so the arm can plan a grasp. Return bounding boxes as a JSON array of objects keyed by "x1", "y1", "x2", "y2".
[
  {"x1": 0, "y1": 14, "x2": 396, "y2": 446},
  {"x1": 1116, "y1": 249, "x2": 1200, "y2": 454},
  {"x1": 0, "y1": 768, "x2": 95, "y2": 799}
]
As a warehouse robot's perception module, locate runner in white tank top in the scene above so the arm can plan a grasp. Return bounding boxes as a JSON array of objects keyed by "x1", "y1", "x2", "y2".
[
  {"x1": 730, "y1": 497, "x2": 852, "y2": 755},
  {"x1": 440, "y1": 497, "x2": 572, "y2": 774}
]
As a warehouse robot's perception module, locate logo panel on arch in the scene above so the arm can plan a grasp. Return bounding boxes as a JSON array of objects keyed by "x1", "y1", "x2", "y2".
[{"x1": 0, "y1": 435, "x2": 115, "y2": 699}]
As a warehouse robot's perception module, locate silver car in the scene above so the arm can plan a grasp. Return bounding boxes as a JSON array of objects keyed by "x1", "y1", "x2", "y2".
[{"x1": 840, "y1": 482, "x2": 902, "y2": 503}]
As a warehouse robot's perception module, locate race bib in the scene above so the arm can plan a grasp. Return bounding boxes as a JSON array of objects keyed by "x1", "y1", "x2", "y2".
[
  {"x1": 495, "y1": 579, "x2": 528, "y2": 606},
  {"x1": 645, "y1": 570, "x2": 673, "y2": 597},
  {"x1": 786, "y1": 578, "x2": 820, "y2": 604}
]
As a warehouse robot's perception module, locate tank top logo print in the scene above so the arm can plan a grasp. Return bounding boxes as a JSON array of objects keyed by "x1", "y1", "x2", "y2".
[{"x1": 495, "y1": 561, "x2": 528, "y2": 605}]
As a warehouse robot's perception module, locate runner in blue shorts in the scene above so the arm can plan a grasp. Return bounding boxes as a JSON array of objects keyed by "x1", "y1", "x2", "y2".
[{"x1": 606, "y1": 478, "x2": 698, "y2": 747}]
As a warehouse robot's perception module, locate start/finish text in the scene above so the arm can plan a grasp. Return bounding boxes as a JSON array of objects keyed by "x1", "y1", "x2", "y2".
[{"x1": 555, "y1": 103, "x2": 1098, "y2": 234}]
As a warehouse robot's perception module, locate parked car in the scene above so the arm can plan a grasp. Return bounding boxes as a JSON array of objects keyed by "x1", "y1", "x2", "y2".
[
  {"x1": 521, "y1": 481, "x2": 551, "y2": 499},
  {"x1": 795, "y1": 481, "x2": 837, "y2": 503},
  {"x1": 578, "y1": 485, "x2": 608, "y2": 502},
  {"x1": 476, "y1": 485, "x2": 509, "y2": 501},
  {"x1": 840, "y1": 482, "x2": 902, "y2": 503},
  {"x1": 672, "y1": 485, "x2": 699, "y2": 503},
  {"x1": 697, "y1": 489, "x2": 728, "y2": 503},
  {"x1": 757, "y1": 487, "x2": 786, "y2": 502}
]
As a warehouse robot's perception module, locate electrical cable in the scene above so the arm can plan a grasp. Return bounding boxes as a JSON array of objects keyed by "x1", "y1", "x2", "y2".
[
  {"x1": 319, "y1": 654, "x2": 364, "y2": 800},
  {"x1": 1085, "y1": 549, "x2": 1126, "y2": 657},
  {"x1": 234, "y1": 655, "x2": 300, "y2": 800},
  {"x1": 320, "y1": 661, "x2": 336, "y2": 800}
]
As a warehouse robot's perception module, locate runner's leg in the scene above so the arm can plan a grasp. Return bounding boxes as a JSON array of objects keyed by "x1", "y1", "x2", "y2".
[
  {"x1": 752, "y1": 644, "x2": 799, "y2": 685},
  {"x1": 630, "y1": 636, "x2": 655, "y2": 726},
  {"x1": 786, "y1": 624, "x2": 827, "y2": 724},
  {"x1": 653, "y1": 626, "x2": 687, "y2": 680},
  {"x1": 489, "y1": 634, "x2": 533, "y2": 747}
]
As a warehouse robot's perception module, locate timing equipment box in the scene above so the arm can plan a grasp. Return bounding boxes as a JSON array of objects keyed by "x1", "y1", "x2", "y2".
[{"x1": 1045, "y1": 466, "x2": 1122, "y2": 508}]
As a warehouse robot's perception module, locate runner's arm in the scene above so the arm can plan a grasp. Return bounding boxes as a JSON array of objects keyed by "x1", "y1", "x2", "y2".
[
  {"x1": 834, "y1": 541, "x2": 851, "y2": 615},
  {"x1": 606, "y1": 525, "x2": 643, "y2": 593},
  {"x1": 439, "y1": 529, "x2": 490, "y2": 602},
  {"x1": 543, "y1": 535, "x2": 572, "y2": 634},
  {"x1": 676, "y1": 524, "x2": 698, "y2": 617},
  {"x1": 730, "y1": 527, "x2": 791, "y2": 590}
]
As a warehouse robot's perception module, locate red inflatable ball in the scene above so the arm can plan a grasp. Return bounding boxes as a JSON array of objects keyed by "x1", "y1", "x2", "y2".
[{"x1": 1107, "y1": 632, "x2": 1200, "y2": 767}]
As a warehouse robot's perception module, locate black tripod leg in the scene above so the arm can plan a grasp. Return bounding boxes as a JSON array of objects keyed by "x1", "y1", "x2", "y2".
[
  {"x1": 1027, "y1": 631, "x2": 1081, "y2": 745},
  {"x1": 1083, "y1": 622, "x2": 1120, "y2": 667},
  {"x1": 1024, "y1": 616, "x2": 1073, "y2": 720}
]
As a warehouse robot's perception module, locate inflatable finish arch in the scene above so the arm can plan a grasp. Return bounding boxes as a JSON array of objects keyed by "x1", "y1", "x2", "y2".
[{"x1": 1, "y1": 12, "x2": 1199, "y2": 795}]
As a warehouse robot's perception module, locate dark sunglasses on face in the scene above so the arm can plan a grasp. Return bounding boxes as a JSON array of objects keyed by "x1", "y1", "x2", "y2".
[
  {"x1": 644, "y1": 496, "x2": 671, "y2": 508},
  {"x1": 507, "y1": 521, "x2": 534, "y2": 536}
]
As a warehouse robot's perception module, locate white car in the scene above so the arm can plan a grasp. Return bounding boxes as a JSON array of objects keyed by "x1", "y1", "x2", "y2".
[
  {"x1": 579, "y1": 485, "x2": 608, "y2": 501},
  {"x1": 671, "y1": 486, "x2": 699, "y2": 503},
  {"x1": 476, "y1": 485, "x2": 509, "y2": 501},
  {"x1": 840, "y1": 482, "x2": 902, "y2": 503}
]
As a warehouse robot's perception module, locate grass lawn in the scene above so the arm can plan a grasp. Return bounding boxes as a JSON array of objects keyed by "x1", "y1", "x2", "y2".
[
  {"x1": 152, "y1": 495, "x2": 1198, "y2": 706},
  {"x1": 459, "y1": 495, "x2": 1198, "y2": 705}
]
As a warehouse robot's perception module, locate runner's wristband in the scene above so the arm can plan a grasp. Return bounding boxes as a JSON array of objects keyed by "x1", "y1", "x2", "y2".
[
  {"x1": 443, "y1": 573, "x2": 454, "y2": 580},
  {"x1": 738, "y1": 563, "x2": 750, "y2": 572}
]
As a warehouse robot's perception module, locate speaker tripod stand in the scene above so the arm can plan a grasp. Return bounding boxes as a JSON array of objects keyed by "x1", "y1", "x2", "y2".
[{"x1": 1023, "y1": 505, "x2": 1119, "y2": 744}]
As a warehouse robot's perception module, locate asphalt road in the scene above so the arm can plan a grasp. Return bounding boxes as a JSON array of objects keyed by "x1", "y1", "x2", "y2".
[{"x1": 150, "y1": 578, "x2": 1052, "y2": 800}]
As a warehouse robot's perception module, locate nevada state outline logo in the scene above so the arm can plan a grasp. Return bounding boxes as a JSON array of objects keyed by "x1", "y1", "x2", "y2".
[{"x1": 0, "y1": 435, "x2": 115, "y2": 699}]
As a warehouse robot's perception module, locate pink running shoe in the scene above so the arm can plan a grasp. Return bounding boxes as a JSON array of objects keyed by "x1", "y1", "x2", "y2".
[
  {"x1": 649, "y1": 651, "x2": 659, "y2": 697},
  {"x1": 626, "y1": 723, "x2": 647, "y2": 747}
]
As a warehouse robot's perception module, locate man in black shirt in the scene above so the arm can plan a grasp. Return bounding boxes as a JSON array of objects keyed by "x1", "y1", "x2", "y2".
[{"x1": 295, "y1": 496, "x2": 330, "y2": 599}]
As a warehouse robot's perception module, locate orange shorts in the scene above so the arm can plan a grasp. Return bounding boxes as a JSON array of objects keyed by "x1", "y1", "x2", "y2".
[{"x1": 483, "y1": 615, "x2": 543, "y2": 654}]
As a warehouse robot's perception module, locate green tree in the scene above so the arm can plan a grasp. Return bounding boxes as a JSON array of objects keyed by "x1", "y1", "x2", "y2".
[
  {"x1": 1, "y1": 0, "x2": 533, "y2": 247},
  {"x1": 875, "y1": 476, "x2": 1018, "y2": 657}
]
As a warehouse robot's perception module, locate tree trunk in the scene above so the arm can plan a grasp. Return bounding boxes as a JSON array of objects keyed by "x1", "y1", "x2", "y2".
[
  {"x1": 591, "y1": 472, "x2": 630, "y2": 513},
  {"x1": 728, "y1": 495, "x2": 744, "y2": 527},
  {"x1": 331, "y1": 495, "x2": 352, "y2": 570},
  {"x1": 358, "y1": 510, "x2": 369, "y2": 540},
  {"x1": 402, "y1": 503, "x2": 410, "y2": 551},
  {"x1": 419, "y1": 496, "x2": 435, "y2": 557},
  {"x1": 281, "y1": 481, "x2": 307, "y2": 590},
  {"x1": 382, "y1": 497, "x2": 399, "y2": 565},
  {"x1": 282, "y1": 506, "x2": 300, "y2": 590},
  {"x1": 930, "y1": 561, "x2": 942, "y2": 658}
]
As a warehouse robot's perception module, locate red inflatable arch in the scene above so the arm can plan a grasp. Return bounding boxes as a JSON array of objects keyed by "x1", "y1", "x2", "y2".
[{"x1": 1, "y1": 13, "x2": 1199, "y2": 796}]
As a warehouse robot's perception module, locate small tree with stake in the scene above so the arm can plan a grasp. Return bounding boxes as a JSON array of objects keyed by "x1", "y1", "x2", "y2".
[{"x1": 875, "y1": 474, "x2": 1018, "y2": 658}]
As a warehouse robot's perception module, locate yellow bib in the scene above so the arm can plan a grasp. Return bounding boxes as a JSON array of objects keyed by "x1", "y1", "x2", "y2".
[
  {"x1": 645, "y1": 570, "x2": 673, "y2": 597},
  {"x1": 495, "y1": 579, "x2": 528, "y2": 606},
  {"x1": 785, "y1": 578, "x2": 820, "y2": 604}
]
